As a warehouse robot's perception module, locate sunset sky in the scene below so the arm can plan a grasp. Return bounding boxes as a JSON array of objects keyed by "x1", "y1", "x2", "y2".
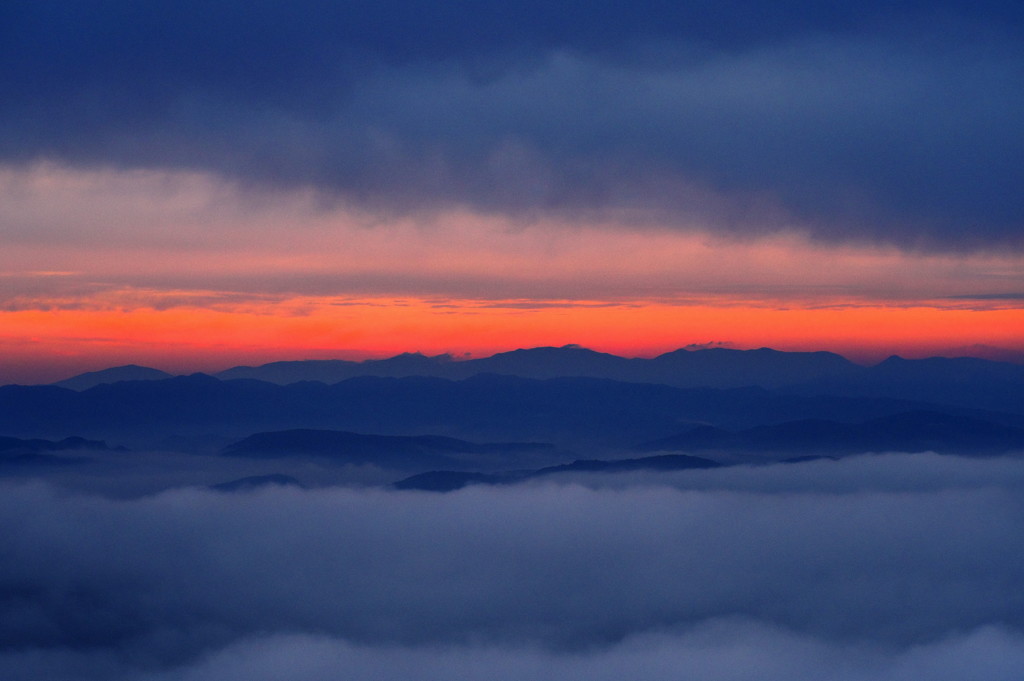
[{"x1": 1, "y1": 1, "x2": 1022, "y2": 383}]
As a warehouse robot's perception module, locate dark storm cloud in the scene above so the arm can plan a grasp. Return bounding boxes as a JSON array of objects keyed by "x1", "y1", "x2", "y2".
[
  {"x1": 2, "y1": 1, "x2": 1022, "y2": 249},
  {"x1": 2, "y1": 454, "x2": 1024, "y2": 679}
]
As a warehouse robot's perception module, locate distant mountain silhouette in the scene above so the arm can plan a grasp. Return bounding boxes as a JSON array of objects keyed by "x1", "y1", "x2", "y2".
[
  {"x1": 646, "y1": 347, "x2": 860, "y2": 389},
  {"x1": 54, "y1": 365, "x2": 173, "y2": 391},
  {"x1": 394, "y1": 411, "x2": 1024, "y2": 491},
  {"x1": 393, "y1": 453, "x2": 722, "y2": 492},
  {"x1": 216, "y1": 353, "x2": 455, "y2": 384},
  {"x1": 209, "y1": 473, "x2": 305, "y2": 492},
  {"x1": 26, "y1": 346, "x2": 1024, "y2": 418},
  {"x1": 0, "y1": 435, "x2": 112, "y2": 455},
  {"x1": 207, "y1": 346, "x2": 1024, "y2": 415},
  {"x1": 2, "y1": 371, "x2": 1021, "y2": 452},
  {"x1": 214, "y1": 345, "x2": 861, "y2": 389},
  {"x1": 393, "y1": 470, "x2": 508, "y2": 492},
  {"x1": 0, "y1": 435, "x2": 110, "y2": 466},
  {"x1": 788, "y1": 356, "x2": 1024, "y2": 413},
  {"x1": 637, "y1": 411, "x2": 1024, "y2": 456},
  {"x1": 221, "y1": 429, "x2": 555, "y2": 470},
  {"x1": 533, "y1": 453, "x2": 722, "y2": 475},
  {"x1": 461, "y1": 346, "x2": 634, "y2": 380},
  {"x1": 935, "y1": 344, "x2": 1024, "y2": 364},
  {"x1": 11, "y1": 345, "x2": 1022, "y2": 493}
]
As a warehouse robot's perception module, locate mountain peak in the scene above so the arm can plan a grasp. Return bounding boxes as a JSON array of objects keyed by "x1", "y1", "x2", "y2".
[{"x1": 54, "y1": 365, "x2": 173, "y2": 391}]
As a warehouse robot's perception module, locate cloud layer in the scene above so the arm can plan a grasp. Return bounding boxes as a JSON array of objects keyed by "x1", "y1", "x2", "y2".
[
  {"x1": 2, "y1": 453, "x2": 1023, "y2": 679},
  {"x1": 3, "y1": 164, "x2": 1022, "y2": 306},
  {"x1": 3, "y1": 1, "x2": 1022, "y2": 249}
]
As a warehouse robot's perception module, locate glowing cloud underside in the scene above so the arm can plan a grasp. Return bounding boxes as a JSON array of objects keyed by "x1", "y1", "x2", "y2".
[{"x1": 0, "y1": 165, "x2": 1021, "y2": 382}]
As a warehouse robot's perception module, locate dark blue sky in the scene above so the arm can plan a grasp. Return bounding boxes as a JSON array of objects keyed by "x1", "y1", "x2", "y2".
[{"x1": 2, "y1": 0, "x2": 1022, "y2": 249}]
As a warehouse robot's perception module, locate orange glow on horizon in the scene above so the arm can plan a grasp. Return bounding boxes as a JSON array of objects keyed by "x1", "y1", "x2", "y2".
[
  {"x1": 1, "y1": 297, "x2": 1021, "y2": 383},
  {"x1": 3, "y1": 163, "x2": 1022, "y2": 386}
]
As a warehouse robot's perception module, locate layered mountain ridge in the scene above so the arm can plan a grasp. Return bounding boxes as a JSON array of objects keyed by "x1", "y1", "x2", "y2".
[{"x1": 1, "y1": 345, "x2": 1019, "y2": 495}]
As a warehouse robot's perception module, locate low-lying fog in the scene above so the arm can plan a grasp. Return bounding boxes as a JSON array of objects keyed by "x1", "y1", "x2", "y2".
[{"x1": 2, "y1": 452, "x2": 1023, "y2": 680}]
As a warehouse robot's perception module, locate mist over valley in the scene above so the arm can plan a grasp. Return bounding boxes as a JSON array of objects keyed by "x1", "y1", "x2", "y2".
[{"x1": 3, "y1": 345, "x2": 1023, "y2": 680}]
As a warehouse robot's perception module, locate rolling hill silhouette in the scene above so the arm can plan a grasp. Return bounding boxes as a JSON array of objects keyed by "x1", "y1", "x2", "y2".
[
  {"x1": 638, "y1": 411, "x2": 1024, "y2": 456},
  {"x1": 212, "y1": 345, "x2": 861, "y2": 389},
  {"x1": 393, "y1": 453, "x2": 723, "y2": 492},
  {"x1": 221, "y1": 429, "x2": 554, "y2": 470},
  {"x1": 0, "y1": 435, "x2": 111, "y2": 466},
  {"x1": 54, "y1": 365, "x2": 173, "y2": 391},
  {"x1": 49, "y1": 346, "x2": 1024, "y2": 416},
  {"x1": 8, "y1": 372, "x2": 1017, "y2": 453},
  {"x1": 6, "y1": 346, "x2": 1019, "y2": 488}
]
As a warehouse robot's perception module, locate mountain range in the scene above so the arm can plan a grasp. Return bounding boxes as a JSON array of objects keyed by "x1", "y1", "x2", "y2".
[
  {"x1": 2, "y1": 345, "x2": 1021, "y2": 492},
  {"x1": 393, "y1": 453, "x2": 724, "y2": 492},
  {"x1": 222, "y1": 429, "x2": 554, "y2": 471},
  {"x1": 0, "y1": 435, "x2": 112, "y2": 467},
  {"x1": 49, "y1": 346, "x2": 1024, "y2": 414},
  {"x1": 5, "y1": 372, "x2": 1022, "y2": 451},
  {"x1": 637, "y1": 411, "x2": 1024, "y2": 456}
]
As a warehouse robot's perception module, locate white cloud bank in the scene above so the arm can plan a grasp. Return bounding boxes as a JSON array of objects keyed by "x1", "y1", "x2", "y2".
[{"x1": 1, "y1": 453, "x2": 1022, "y2": 680}]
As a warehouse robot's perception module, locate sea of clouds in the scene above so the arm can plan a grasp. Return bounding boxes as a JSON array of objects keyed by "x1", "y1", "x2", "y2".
[{"x1": 2, "y1": 452, "x2": 1023, "y2": 680}]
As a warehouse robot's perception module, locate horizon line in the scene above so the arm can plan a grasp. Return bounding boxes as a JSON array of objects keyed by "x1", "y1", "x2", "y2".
[{"x1": 23, "y1": 342, "x2": 1024, "y2": 388}]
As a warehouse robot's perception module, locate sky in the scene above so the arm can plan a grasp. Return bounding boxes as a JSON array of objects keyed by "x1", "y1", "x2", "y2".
[{"x1": 2, "y1": 1, "x2": 1023, "y2": 382}]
